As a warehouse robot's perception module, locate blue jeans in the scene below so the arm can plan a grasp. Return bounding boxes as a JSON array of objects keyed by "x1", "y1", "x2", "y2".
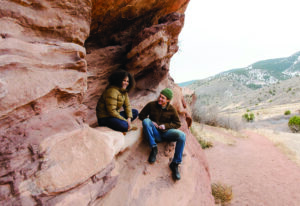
[
  {"x1": 142, "y1": 118, "x2": 186, "y2": 164},
  {"x1": 98, "y1": 109, "x2": 138, "y2": 132}
]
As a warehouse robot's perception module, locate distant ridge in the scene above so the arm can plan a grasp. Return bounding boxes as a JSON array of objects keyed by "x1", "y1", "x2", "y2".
[
  {"x1": 178, "y1": 80, "x2": 196, "y2": 87},
  {"x1": 184, "y1": 51, "x2": 300, "y2": 112},
  {"x1": 184, "y1": 51, "x2": 300, "y2": 89}
]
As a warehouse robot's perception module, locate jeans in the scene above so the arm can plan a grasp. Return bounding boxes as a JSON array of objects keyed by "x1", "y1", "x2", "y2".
[
  {"x1": 142, "y1": 118, "x2": 186, "y2": 164},
  {"x1": 98, "y1": 109, "x2": 138, "y2": 132}
]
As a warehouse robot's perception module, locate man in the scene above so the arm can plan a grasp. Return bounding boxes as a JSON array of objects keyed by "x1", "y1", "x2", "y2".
[{"x1": 139, "y1": 88, "x2": 186, "y2": 180}]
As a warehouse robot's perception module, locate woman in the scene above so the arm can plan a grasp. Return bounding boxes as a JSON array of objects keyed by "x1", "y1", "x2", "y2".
[{"x1": 96, "y1": 69, "x2": 138, "y2": 132}]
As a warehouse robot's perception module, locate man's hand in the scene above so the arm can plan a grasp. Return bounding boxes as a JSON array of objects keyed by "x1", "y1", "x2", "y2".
[
  {"x1": 152, "y1": 121, "x2": 165, "y2": 130},
  {"x1": 158, "y1": 124, "x2": 165, "y2": 130},
  {"x1": 152, "y1": 121, "x2": 159, "y2": 128}
]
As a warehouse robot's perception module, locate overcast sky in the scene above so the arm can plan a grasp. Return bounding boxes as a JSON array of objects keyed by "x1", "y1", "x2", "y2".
[{"x1": 170, "y1": 0, "x2": 300, "y2": 83}]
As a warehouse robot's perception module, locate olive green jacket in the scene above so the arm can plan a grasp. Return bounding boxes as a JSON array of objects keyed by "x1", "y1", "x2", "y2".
[
  {"x1": 139, "y1": 101, "x2": 181, "y2": 132},
  {"x1": 96, "y1": 86, "x2": 132, "y2": 121}
]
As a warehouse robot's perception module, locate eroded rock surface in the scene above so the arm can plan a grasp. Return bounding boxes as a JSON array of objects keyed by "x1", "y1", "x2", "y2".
[{"x1": 0, "y1": 0, "x2": 214, "y2": 205}]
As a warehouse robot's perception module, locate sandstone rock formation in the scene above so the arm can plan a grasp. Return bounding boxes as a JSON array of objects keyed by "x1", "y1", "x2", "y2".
[{"x1": 0, "y1": 0, "x2": 214, "y2": 205}]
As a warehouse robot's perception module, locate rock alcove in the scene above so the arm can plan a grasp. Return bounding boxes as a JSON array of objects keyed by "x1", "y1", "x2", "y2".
[{"x1": 0, "y1": 1, "x2": 214, "y2": 205}]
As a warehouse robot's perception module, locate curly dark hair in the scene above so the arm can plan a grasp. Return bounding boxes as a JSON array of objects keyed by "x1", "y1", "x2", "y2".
[{"x1": 108, "y1": 69, "x2": 135, "y2": 92}]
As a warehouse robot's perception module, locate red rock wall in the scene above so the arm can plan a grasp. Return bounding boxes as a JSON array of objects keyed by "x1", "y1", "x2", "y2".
[{"x1": 0, "y1": 0, "x2": 214, "y2": 205}]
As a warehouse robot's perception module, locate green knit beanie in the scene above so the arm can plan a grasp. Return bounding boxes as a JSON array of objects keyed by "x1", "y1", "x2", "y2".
[{"x1": 160, "y1": 88, "x2": 173, "y2": 100}]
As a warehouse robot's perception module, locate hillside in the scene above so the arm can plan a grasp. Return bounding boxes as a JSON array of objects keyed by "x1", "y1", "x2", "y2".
[
  {"x1": 190, "y1": 76, "x2": 300, "y2": 112},
  {"x1": 183, "y1": 51, "x2": 300, "y2": 88},
  {"x1": 220, "y1": 51, "x2": 300, "y2": 88},
  {"x1": 184, "y1": 51, "x2": 300, "y2": 112}
]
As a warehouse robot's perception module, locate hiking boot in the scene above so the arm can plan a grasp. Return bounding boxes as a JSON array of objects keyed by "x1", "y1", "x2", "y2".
[
  {"x1": 148, "y1": 146, "x2": 158, "y2": 163},
  {"x1": 169, "y1": 162, "x2": 181, "y2": 180}
]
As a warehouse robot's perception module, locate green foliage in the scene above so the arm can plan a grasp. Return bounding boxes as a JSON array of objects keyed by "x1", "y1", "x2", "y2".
[
  {"x1": 269, "y1": 89, "x2": 275, "y2": 95},
  {"x1": 284, "y1": 110, "x2": 291, "y2": 115},
  {"x1": 243, "y1": 113, "x2": 249, "y2": 120},
  {"x1": 246, "y1": 83, "x2": 262, "y2": 90},
  {"x1": 288, "y1": 116, "x2": 300, "y2": 133},
  {"x1": 287, "y1": 87, "x2": 292, "y2": 92},
  {"x1": 250, "y1": 113, "x2": 254, "y2": 120},
  {"x1": 243, "y1": 113, "x2": 255, "y2": 122}
]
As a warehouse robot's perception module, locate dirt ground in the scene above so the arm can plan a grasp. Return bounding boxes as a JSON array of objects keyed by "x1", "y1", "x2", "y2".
[{"x1": 193, "y1": 121, "x2": 300, "y2": 205}]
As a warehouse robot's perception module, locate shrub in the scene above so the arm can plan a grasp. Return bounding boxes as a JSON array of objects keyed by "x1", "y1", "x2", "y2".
[
  {"x1": 192, "y1": 103, "x2": 241, "y2": 130},
  {"x1": 198, "y1": 138, "x2": 213, "y2": 149},
  {"x1": 250, "y1": 113, "x2": 254, "y2": 120},
  {"x1": 243, "y1": 113, "x2": 249, "y2": 120},
  {"x1": 284, "y1": 110, "x2": 291, "y2": 115},
  {"x1": 242, "y1": 113, "x2": 254, "y2": 122},
  {"x1": 288, "y1": 116, "x2": 300, "y2": 133},
  {"x1": 268, "y1": 90, "x2": 275, "y2": 95},
  {"x1": 212, "y1": 182, "x2": 233, "y2": 205},
  {"x1": 192, "y1": 105, "x2": 219, "y2": 126}
]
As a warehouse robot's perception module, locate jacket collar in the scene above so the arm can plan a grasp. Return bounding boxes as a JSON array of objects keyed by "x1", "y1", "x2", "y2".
[
  {"x1": 156, "y1": 101, "x2": 170, "y2": 110},
  {"x1": 109, "y1": 85, "x2": 127, "y2": 93}
]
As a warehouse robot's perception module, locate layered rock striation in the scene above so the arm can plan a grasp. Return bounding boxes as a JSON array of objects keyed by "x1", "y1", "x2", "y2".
[{"x1": 0, "y1": 0, "x2": 214, "y2": 205}]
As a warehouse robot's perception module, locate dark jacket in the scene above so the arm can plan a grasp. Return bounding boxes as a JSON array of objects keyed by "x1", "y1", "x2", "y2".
[
  {"x1": 96, "y1": 86, "x2": 132, "y2": 121},
  {"x1": 139, "y1": 101, "x2": 181, "y2": 131}
]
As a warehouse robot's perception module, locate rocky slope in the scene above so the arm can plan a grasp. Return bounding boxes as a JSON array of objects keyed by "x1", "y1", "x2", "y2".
[
  {"x1": 186, "y1": 75, "x2": 300, "y2": 113},
  {"x1": 212, "y1": 51, "x2": 300, "y2": 89},
  {"x1": 0, "y1": 0, "x2": 213, "y2": 205},
  {"x1": 184, "y1": 51, "x2": 300, "y2": 112}
]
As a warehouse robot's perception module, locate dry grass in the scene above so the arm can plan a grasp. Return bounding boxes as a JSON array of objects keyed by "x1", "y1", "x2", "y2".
[
  {"x1": 191, "y1": 122, "x2": 246, "y2": 146},
  {"x1": 255, "y1": 129, "x2": 300, "y2": 166},
  {"x1": 211, "y1": 182, "x2": 233, "y2": 205},
  {"x1": 190, "y1": 124, "x2": 213, "y2": 149},
  {"x1": 274, "y1": 142, "x2": 299, "y2": 164},
  {"x1": 198, "y1": 138, "x2": 213, "y2": 149}
]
